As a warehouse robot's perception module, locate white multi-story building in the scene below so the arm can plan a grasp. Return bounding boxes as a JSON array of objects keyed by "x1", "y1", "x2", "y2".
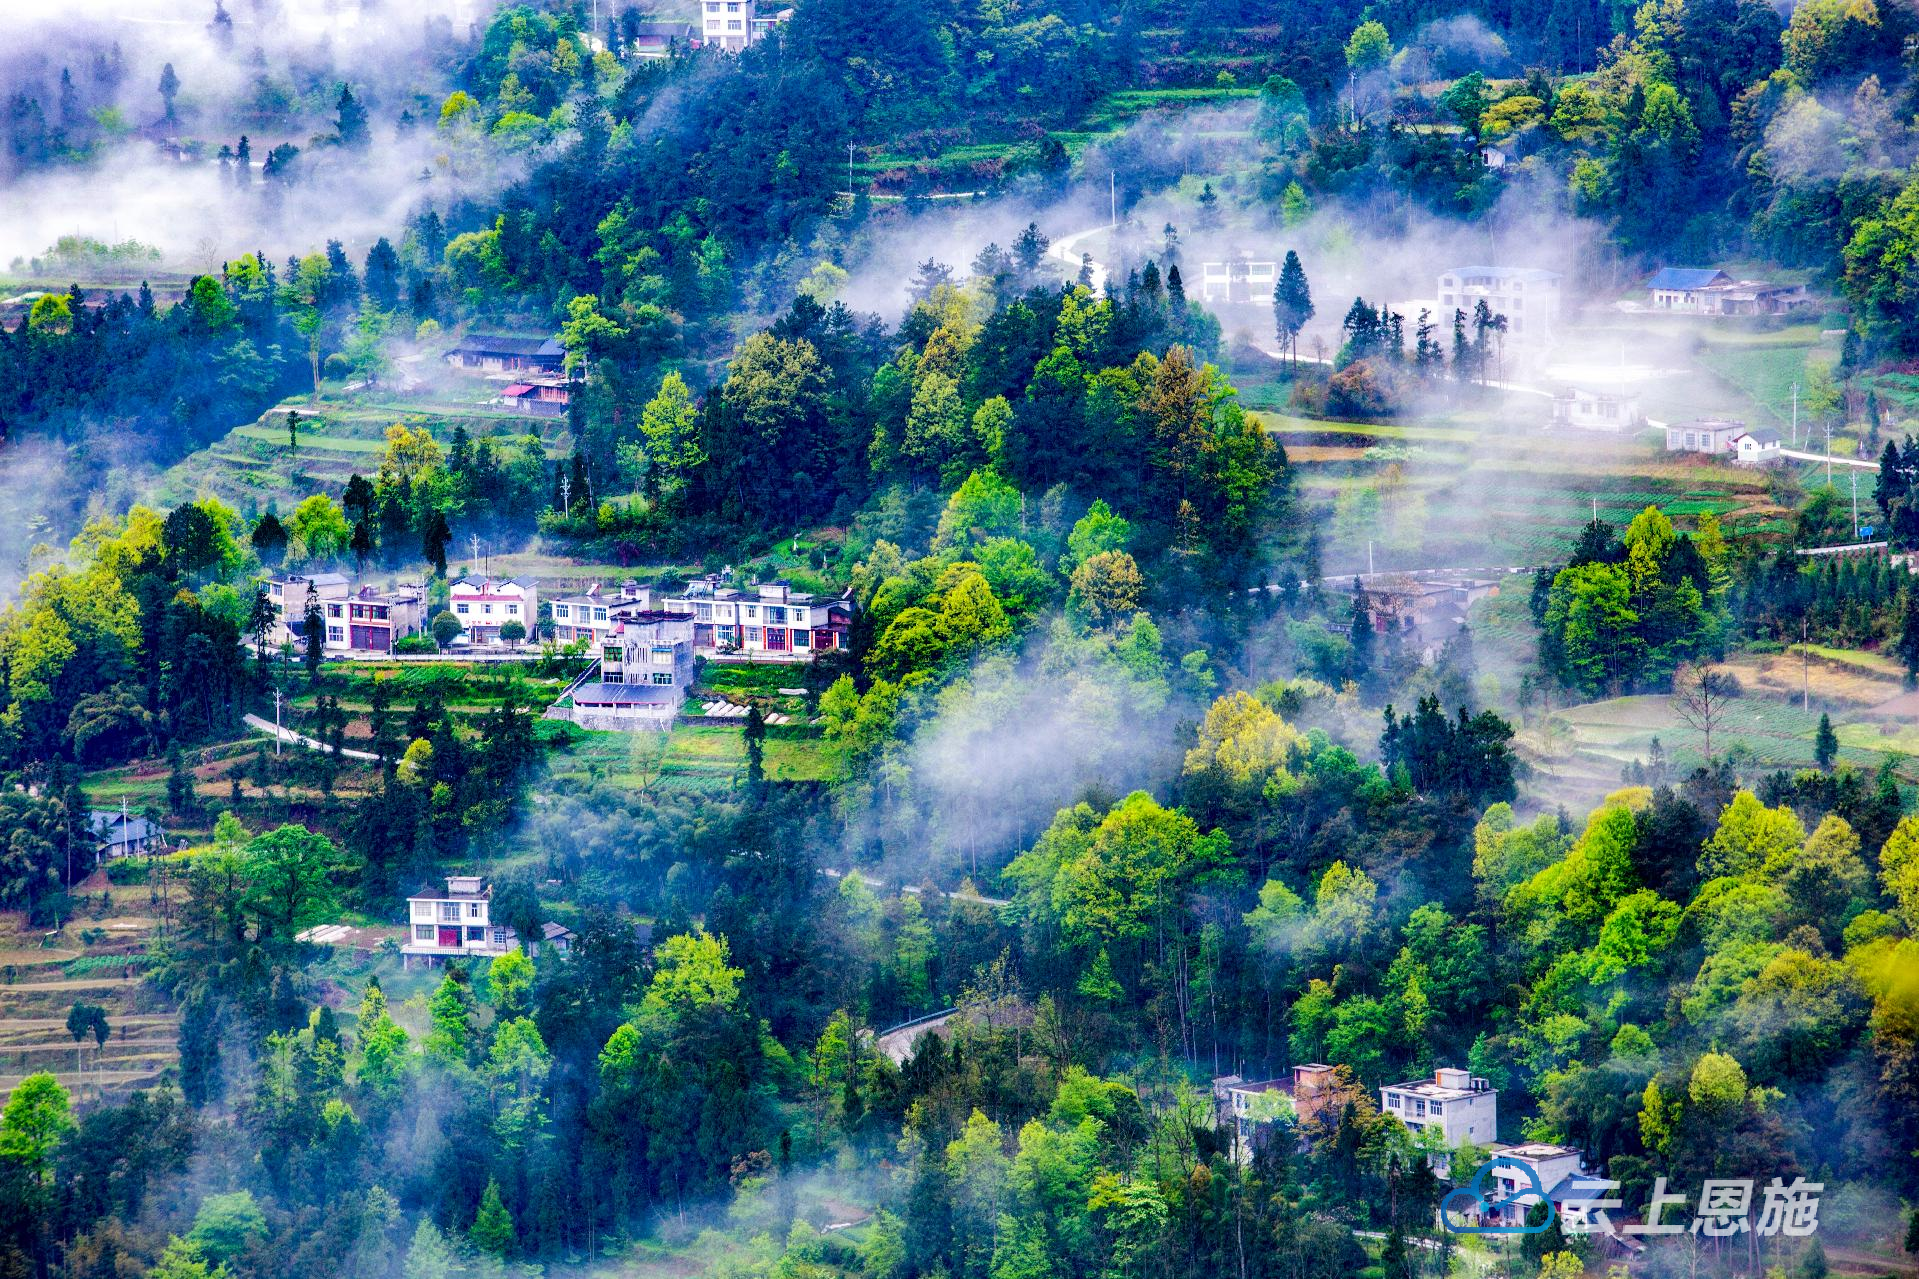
[
  {"x1": 1435, "y1": 266, "x2": 1562, "y2": 345},
  {"x1": 567, "y1": 609, "x2": 698, "y2": 731},
  {"x1": 549, "y1": 580, "x2": 652, "y2": 646},
  {"x1": 661, "y1": 576, "x2": 852, "y2": 661},
  {"x1": 700, "y1": 0, "x2": 789, "y2": 50},
  {"x1": 402, "y1": 875, "x2": 517, "y2": 968},
  {"x1": 1380, "y1": 1067, "x2": 1498, "y2": 1147},
  {"x1": 1198, "y1": 259, "x2": 1279, "y2": 306},
  {"x1": 265, "y1": 574, "x2": 427, "y2": 657},
  {"x1": 449, "y1": 577, "x2": 538, "y2": 646}
]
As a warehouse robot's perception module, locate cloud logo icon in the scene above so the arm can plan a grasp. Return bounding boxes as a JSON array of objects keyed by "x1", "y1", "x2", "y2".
[{"x1": 1440, "y1": 1156, "x2": 1556, "y2": 1235}]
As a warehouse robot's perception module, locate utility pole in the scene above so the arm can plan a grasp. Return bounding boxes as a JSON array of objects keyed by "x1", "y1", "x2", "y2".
[
  {"x1": 1825, "y1": 418, "x2": 1833, "y2": 487},
  {"x1": 1791, "y1": 381, "x2": 1799, "y2": 447},
  {"x1": 1851, "y1": 469, "x2": 1859, "y2": 539},
  {"x1": 470, "y1": 533, "x2": 482, "y2": 575},
  {"x1": 1802, "y1": 617, "x2": 1810, "y2": 711},
  {"x1": 847, "y1": 141, "x2": 854, "y2": 200},
  {"x1": 1110, "y1": 170, "x2": 1117, "y2": 227},
  {"x1": 272, "y1": 686, "x2": 284, "y2": 756},
  {"x1": 560, "y1": 472, "x2": 572, "y2": 517},
  {"x1": 1367, "y1": 539, "x2": 1375, "y2": 577}
]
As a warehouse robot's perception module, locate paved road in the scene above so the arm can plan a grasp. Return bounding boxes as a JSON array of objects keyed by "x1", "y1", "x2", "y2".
[
  {"x1": 243, "y1": 713, "x2": 380, "y2": 761},
  {"x1": 1779, "y1": 447, "x2": 1878, "y2": 471}
]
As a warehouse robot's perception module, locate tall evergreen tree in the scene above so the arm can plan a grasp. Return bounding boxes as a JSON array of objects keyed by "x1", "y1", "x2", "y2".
[{"x1": 1273, "y1": 250, "x2": 1313, "y2": 369}]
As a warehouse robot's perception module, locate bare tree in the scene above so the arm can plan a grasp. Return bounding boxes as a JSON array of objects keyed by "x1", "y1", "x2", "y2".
[{"x1": 1672, "y1": 663, "x2": 1739, "y2": 764}]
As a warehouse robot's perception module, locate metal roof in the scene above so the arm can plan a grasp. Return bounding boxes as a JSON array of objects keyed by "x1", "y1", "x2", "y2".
[{"x1": 1646, "y1": 267, "x2": 1732, "y2": 290}]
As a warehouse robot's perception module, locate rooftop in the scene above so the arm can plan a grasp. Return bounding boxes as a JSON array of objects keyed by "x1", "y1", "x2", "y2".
[
  {"x1": 1739, "y1": 426, "x2": 1783, "y2": 445},
  {"x1": 572, "y1": 682, "x2": 684, "y2": 705},
  {"x1": 1445, "y1": 266, "x2": 1562, "y2": 282},
  {"x1": 1384, "y1": 1068, "x2": 1494, "y2": 1101},
  {"x1": 450, "y1": 334, "x2": 565, "y2": 358},
  {"x1": 1646, "y1": 267, "x2": 1733, "y2": 290}
]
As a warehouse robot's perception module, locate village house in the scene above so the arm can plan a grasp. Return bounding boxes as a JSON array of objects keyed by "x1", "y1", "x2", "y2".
[
  {"x1": 89, "y1": 809, "x2": 166, "y2": 862},
  {"x1": 541, "y1": 922, "x2": 576, "y2": 953},
  {"x1": 402, "y1": 875, "x2": 516, "y2": 968},
  {"x1": 1211, "y1": 1063, "x2": 1340, "y2": 1150},
  {"x1": 565, "y1": 609, "x2": 698, "y2": 731},
  {"x1": 1646, "y1": 268, "x2": 1809, "y2": 316},
  {"x1": 699, "y1": 0, "x2": 790, "y2": 50},
  {"x1": 627, "y1": 19, "x2": 695, "y2": 57},
  {"x1": 1732, "y1": 425, "x2": 1783, "y2": 465},
  {"x1": 1198, "y1": 259, "x2": 1278, "y2": 306},
  {"x1": 1448, "y1": 1142, "x2": 1604, "y2": 1231},
  {"x1": 661, "y1": 576, "x2": 853, "y2": 660},
  {"x1": 265, "y1": 574, "x2": 427, "y2": 657},
  {"x1": 499, "y1": 377, "x2": 571, "y2": 418},
  {"x1": 1435, "y1": 266, "x2": 1562, "y2": 345},
  {"x1": 549, "y1": 580, "x2": 659, "y2": 646},
  {"x1": 1646, "y1": 267, "x2": 1732, "y2": 311},
  {"x1": 1380, "y1": 1067, "x2": 1498, "y2": 1147},
  {"x1": 1664, "y1": 418, "x2": 1748, "y2": 456},
  {"x1": 444, "y1": 334, "x2": 565, "y2": 375},
  {"x1": 320, "y1": 584, "x2": 428, "y2": 655},
  {"x1": 1550, "y1": 385, "x2": 1643, "y2": 433},
  {"x1": 264, "y1": 571, "x2": 351, "y2": 649},
  {"x1": 449, "y1": 577, "x2": 539, "y2": 646}
]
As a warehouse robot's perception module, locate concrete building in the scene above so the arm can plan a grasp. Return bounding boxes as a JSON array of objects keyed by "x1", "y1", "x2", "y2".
[
  {"x1": 1664, "y1": 418, "x2": 1748, "y2": 457},
  {"x1": 1464, "y1": 1143, "x2": 1591, "y2": 1229},
  {"x1": 1647, "y1": 268, "x2": 1809, "y2": 317},
  {"x1": 403, "y1": 875, "x2": 516, "y2": 968},
  {"x1": 1198, "y1": 259, "x2": 1278, "y2": 306},
  {"x1": 1380, "y1": 1066, "x2": 1498, "y2": 1147},
  {"x1": 566, "y1": 609, "x2": 698, "y2": 731},
  {"x1": 662, "y1": 576, "x2": 852, "y2": 660},
  {"x1": 1550, "y1": 385, "x2": 1644, "y2": 433},
  {"x1": 700, "y1": 0, "x2": 789, "y2": 50},
  {"x1": 449, "y1": 578, "x2": 538, "y2": 646},
  {"x1": 549, "y1": 580, "x2": 652, "y2": 645},
  {"x1": 1733, "y1": 425, "x2": 1783, "y2": 465},
  {"x1": 1435, "y1": 266, "x2": 1562, "y2": 345},
  {"x1": 265, "y1": 571, "x2": 351, "y2": 649},
  {"x1": 317, "y1": 584, "x2": 428, "y2": 655},
  {"x1": 1647, "y1": 267, "x2": 1733, "y2": 312}
]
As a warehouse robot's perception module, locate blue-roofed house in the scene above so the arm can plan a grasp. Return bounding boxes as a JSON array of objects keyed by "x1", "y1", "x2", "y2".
[
  {"x1": 1648, "y1": 267, "x2": 1733, "y2": 311},
  {"x1": 565, "y1": 609, "x2": 697, "y2": 731}
]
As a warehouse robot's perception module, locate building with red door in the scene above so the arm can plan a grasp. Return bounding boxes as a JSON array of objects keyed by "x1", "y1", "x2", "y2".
[
  {"x1": 660, "y1": 575, "x2": 853, "y2": 661},
  {"x1": 402, "y1": 875, "x2": 517, "y2": 968}
]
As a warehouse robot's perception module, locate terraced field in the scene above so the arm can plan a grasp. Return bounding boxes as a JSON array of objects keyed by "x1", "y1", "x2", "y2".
[
  {"x1": 550, "y1": 722, "x2": 835, "y2": 792},
  {"x1": 152, "y1": 380, "x2": 568, "y2": 513},
  {"x1": 0, "y1": 879, "x2": 180, "y2": 1105}
]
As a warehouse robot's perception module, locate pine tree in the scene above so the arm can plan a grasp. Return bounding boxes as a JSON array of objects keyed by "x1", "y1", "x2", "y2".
[
  {"x1": 1166, "y1": 263, "x2": 1186, "y2": 309},
  {"x1": 1899, "y1": 586, "x2": 1919, "y2": 688},
  {"x1": 1273, "y1": 250, "x2": 1313, "y2": 368},
  {"x1": 470, "y1": 1179, "x2": 514, "y2": 1257},
  {"x1": 422, "y1": 510, "x2": 451, "y2": 577},
  {"x1": 158, "y1": 63, "x2": 180, "y2": 122},
  {"x1": 167, "y1": 743, "x2": 194, "y2": 817},
  {"x1": 744, "y1": 704, "x2": 766, "y2": 788},
  {"x1": 1815, "y1": 713, "x2": 1838, "y2": 769},
  {"x1": 335, "y1": 84, "x2": 369, "y2": 148}
]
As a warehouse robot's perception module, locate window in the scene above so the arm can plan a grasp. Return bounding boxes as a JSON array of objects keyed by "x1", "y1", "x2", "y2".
[
  {"x1": 1412, "y1": 1099, "x2": 1427, "y2": 1117},
  {"x1": 506, "y1": 604, "x2": 519, "y2": 616},
  {"x1": 456, "y1": 602, "x2": 470, "y2": 615},
  {"x1": 695, "y1": 602, "x2": 713, "y2": 621},
  {"x1": 466, "y1": 926, "x2": 486, "y2": 942},
  {"x1": 439, "y1": 902, "x2": 460, "y2": 922},
  {"x1": 651, "y1": 647, "x2": 674, "y2": 665},
  {"x1": 414, "y1": 924, "x2": 434, "y2": 941},
  {"x1": 327, "y1": 626, "x2": 344, "y2": 642},
  {"x1": 744, "y1": 605, "x2": 758, "y2": 619},
  {"x1": 746, "y1": 627, "x2": 762, "y2": 644},
  {"x1": 593, "y1": 608, "x2": 606, "y2": 622},
  {"x1": 766, "y1": 606, "x2": 786, "y2": 623},
  {"x1": 555, "y1": 605, "x2": 570, "y2": 619},
  {"x1": 327, "y1": 603, "x2": 343, "y2": 618},
  {"x1": 468, "y1": 902, "x2": 481, "y2": 918},
  {"x1": 483, "y1": 603, "x2": 494, "y2": 616},
  {"x1": 651, "y1": 672, "x2": 674, "y2": 685}
]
